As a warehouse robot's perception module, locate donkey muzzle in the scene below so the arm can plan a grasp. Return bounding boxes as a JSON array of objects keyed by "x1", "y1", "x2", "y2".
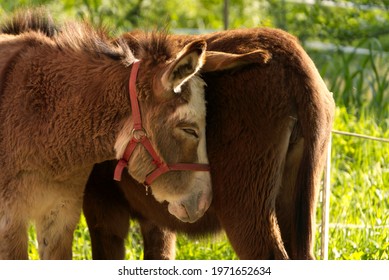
[{"x1": 167, "y1": 190, "x2": 212, "y2": 223}]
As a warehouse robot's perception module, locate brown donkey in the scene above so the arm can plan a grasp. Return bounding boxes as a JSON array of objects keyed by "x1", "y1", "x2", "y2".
[
  {"x1": 83, "y1": 28, "x2": 335, "y2": 260},
  {"x1": 0, "y1": 13, "x2": 217, "y2": 259}
]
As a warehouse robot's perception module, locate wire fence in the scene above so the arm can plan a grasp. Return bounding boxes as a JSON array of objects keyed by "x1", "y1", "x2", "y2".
[
  {"x1": 319, "y1": 129, "x2": 389, "y2": 260},
  {"x1": 332, "y1": 129, "x2": 389, "y2": 143}
]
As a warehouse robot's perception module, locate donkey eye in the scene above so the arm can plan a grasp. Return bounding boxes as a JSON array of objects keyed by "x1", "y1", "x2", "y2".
[{"x1": 182, "y1": 128, "x2": 199, "y2": 138}]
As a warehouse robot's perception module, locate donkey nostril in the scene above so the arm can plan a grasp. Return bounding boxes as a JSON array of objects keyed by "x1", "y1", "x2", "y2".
[
  {"x1": 168, "y1": 202, "x2": 190, "y2": 221},
  {"x1": 198, "y1": 196, "x2": 207, "y2": 212},
  {"x1": 181, "y1": 203, "x2": 190, "y2": 218}
]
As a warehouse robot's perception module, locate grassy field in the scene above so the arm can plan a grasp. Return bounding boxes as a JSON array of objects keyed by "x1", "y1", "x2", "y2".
[
  {"x1": 317, "y1": 107, "x2": 389, "y2": 260},
  {"x1": 26, "y1": 43, "x2": 388, "y2": 260}
]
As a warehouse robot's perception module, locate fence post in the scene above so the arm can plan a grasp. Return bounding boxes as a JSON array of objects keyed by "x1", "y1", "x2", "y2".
[
  {"x1": 223, "y1": 0, "x2": 229, "y2": 30},
  {"x1": 321, "y1": 134, "x2": 332, "y2": 260}
]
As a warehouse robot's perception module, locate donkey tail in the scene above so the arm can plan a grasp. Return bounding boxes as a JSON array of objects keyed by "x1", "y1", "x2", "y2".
[{"x1": 290, "y1": 44, "x2": 335, "y2": 259}]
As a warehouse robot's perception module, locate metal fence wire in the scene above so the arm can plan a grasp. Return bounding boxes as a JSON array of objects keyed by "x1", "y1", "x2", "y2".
[{"x1": 320, "y1": 129, "x2": 389, "y2": 260}]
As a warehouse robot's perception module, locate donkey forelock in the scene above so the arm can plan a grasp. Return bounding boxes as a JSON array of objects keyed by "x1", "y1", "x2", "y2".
[{"x1": 137, "y1": 31, "x2": 173, "y2": 65}]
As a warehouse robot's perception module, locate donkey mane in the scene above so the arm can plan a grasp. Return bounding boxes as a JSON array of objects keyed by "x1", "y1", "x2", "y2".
[
  {"x1": 0, "y1": 8, "x2": 58, "y2": 37},
  {"x1": 54, "y1": 22, "x2": 136, "y2": 64},
  {"x1": 1, "y1": 10, "x2": 176, "y2": 71},
  {"x1": 0, "y1": 9, "x2": 135, "y2": 65},
  {"x1": 0, "y1": 9, "x2": 189, "y2": 117}
]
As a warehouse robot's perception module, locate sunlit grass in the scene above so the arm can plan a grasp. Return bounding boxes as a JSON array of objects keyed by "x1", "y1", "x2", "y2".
[{"x1": 319, "y1": 107, "x2": 389, "y2": 260}]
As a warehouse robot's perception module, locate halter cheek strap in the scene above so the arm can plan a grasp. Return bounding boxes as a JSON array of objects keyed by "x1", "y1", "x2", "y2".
[{"x1": 113, "y1": 61, "x2": 210, "y2": 186}]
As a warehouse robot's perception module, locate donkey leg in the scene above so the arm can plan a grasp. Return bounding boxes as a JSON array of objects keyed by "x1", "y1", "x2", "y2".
[
  {"x1": 259, "y1": 117, "x2": 299, "y2": 259},
  {"x1": 215, "y1": 118, "x2": 296, "y2": 260},
  {"x1": 35, "y1": 198, "x2": 82, "y2": 259},
  {"x1": 277, "y1": 136, "x2": 326, "y2": 260},
  {"x1": 139, "y1": 219, "x2": 176, "y2": 260},
  {"x1": 0, "y1": 178, "x2": 31, "y2": 259},
  {"x1": 85, "y1": 204, "x2": 130, "y2": 260},
  {"x1": 0, "y1": 211, "x2": 29, "y2": 259},
  {"x1": 276, "y1": 138, "x2": 306, "y2": 258},
  {"x1": 219, "y1": 201, "x2": 288, "y2": 260},
  {"x1": 215, "y1": 152, "x2": 289, "y2": 260},
  {"x1": 83, "y1": 163, "x2": 131, "y2": 260}
]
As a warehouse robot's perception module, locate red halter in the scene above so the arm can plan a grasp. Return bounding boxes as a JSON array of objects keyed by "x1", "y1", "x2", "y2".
[{"x1": 113, "y1": 61, "x2": 210, "y2": 186}]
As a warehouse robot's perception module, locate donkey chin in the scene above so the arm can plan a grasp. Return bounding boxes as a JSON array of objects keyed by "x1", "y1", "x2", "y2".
[{"x1": 151, "y1": 171, "x2": 212, "y2": 223}]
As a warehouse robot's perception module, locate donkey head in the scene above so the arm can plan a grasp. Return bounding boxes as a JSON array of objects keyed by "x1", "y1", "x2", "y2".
[
  {"x1": 115, "y1": 32, "x2": 272, "y2": 223},
  {"x1": 115, "y1": 37, "x2": 210, "y2": 223}
]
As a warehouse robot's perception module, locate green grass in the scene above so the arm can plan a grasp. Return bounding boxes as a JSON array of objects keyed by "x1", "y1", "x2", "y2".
[
  {"x1": 319, "y1": 107, "x2": 389, "y2": 260},
  {"x1": 311, "y1": 42, "x2": 389, "y2": 260}
]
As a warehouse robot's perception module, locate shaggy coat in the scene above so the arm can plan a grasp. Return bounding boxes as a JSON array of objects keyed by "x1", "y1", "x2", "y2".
[{"x1": 83, "y1": 28, "x2": 335, "y2": 260}]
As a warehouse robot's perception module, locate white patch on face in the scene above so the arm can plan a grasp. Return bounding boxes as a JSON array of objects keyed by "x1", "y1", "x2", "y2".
[
  {"x1": 150, "y1": 75, "x2": 210, "y2": 206},
  {"x1": 169, "y1": 75, "x2": 209, "y2": 165}
]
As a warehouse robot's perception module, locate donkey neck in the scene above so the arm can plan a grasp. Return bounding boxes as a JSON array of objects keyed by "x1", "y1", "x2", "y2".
[{"x1": 42, "y1": 55, "x2": 133, "y2": 171}]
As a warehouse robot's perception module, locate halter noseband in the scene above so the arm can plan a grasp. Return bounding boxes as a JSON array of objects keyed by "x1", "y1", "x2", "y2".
[{"x1": 113, "y1": 61, "x2": 210, "y2": 187}]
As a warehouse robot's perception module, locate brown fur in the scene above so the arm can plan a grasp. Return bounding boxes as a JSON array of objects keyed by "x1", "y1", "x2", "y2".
[
  {"x1": 0, "y1": 14, "x2": 213, "y2": 259},
  {"x1": 83, "y1": 28, "x2": 335, "y2": 260}
]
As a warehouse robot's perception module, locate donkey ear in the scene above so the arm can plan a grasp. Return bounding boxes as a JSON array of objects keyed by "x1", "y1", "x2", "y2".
[
  {"x1": 201, "y1": 49, "x2": 271, "y2": 72},
  {"x1": 159, "y1": 40, "x2": 206, "y2": 94}
]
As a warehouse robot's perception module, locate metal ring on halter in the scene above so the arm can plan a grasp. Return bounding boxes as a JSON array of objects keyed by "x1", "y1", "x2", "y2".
[{"x1": 131, "y1": 128, "x2": 147, "y2": 141}]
